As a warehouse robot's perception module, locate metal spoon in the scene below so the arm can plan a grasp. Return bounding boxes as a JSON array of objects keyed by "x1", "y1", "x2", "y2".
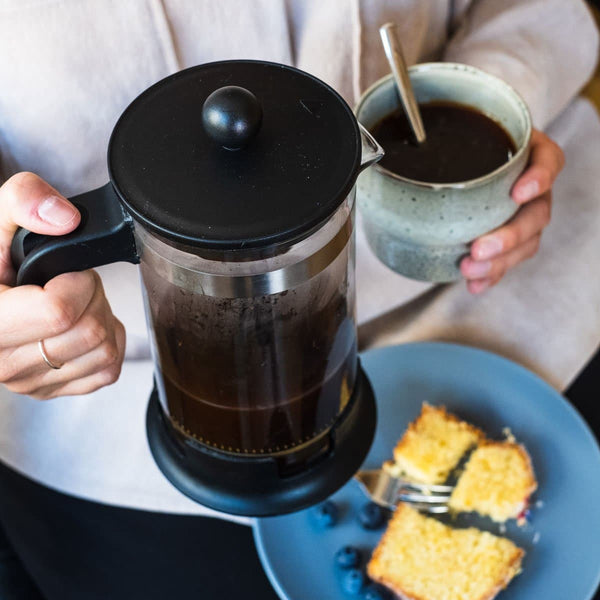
[{"x1": 379, "y1": 22, "x2": 426, "y2": 144}]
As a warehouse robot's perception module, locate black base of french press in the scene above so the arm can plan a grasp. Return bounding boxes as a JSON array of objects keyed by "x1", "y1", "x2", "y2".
[{"x1": 146, "y1": 362, "x2": 377, "y2": 517}]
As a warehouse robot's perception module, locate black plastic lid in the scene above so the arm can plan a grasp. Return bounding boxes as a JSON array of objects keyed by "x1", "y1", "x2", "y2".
[{"x1": 108, "y1": 60, "x2": 361, "y2": 250}]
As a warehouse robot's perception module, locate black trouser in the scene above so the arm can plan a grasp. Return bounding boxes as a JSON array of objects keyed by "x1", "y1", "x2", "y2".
[
  {"x1": 0, "y1": 461, "x2": 279, "y2": 600},
  {"x1": 0, "y1": 348, "x2": 598, "y2": 600}
]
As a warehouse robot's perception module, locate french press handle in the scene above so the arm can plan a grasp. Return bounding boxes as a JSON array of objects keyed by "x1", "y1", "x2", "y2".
[{"x1": 10, "y1": 183, "x2": 139, "y2": 287}]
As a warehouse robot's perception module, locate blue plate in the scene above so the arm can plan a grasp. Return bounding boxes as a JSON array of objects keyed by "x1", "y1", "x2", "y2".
[{"x1": 253, "y1": 342, "x2": 600, "y2": 600}]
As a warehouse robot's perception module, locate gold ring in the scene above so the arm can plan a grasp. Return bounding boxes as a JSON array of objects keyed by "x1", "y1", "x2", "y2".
[{"x1": 38, "y1": 340, "x2": 62, "y2": 370}]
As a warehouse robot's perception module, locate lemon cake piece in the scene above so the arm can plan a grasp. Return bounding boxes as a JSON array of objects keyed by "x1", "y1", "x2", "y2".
[
  {"x1": 449, "y1": 441, "x2": 537, "y2": 522},
  {"x1": 368, "y1": 503, "x2": 524, "y2": 600},
  {"x1": 387, "y1": 403, "x2": 484, "y2": 484}
]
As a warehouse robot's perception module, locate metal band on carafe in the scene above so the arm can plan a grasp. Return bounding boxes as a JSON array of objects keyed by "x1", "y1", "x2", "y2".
[{"x1": 138, "y1": 213, "x2": 353, "y2": 298}]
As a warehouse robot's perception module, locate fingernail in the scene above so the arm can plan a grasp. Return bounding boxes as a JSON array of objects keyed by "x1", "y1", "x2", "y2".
[
  {"x1": 515, "y1": 180, "x2": 539, "y2": 203},
  {"x1": 464, "y1": 259, "x2": 491, "y2": 278},
  {"x1": 38, "y1": 196, "x2": 78, "y2": 226},
  {"x1": 474, "y1": 236, "x2": 503, "y2": 260}
]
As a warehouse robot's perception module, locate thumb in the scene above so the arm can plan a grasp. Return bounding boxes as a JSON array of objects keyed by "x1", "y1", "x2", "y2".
[{"x1": 0, "y1": 172, "x2": 80, "y2": 284}]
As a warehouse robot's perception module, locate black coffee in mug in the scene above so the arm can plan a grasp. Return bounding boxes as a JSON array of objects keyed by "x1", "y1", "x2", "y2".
[{"x1": 370, "y1": 101, "x2": 516, "y2": 183}]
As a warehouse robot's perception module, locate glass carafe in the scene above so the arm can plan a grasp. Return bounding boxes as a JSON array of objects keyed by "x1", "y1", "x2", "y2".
[{"x1": 137, "y1": 195, "x2": 356, "y2": 455}]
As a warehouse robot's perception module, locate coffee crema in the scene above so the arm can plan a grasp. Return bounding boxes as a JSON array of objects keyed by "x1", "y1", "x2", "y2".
[{"x1": 370, "y1": 101, "x2": 516, "y2": 184}]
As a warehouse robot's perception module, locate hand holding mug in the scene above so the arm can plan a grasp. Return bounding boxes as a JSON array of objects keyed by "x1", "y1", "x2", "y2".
[{"x1": 462, "y1": 129, "x2": 565, "y2": 293}]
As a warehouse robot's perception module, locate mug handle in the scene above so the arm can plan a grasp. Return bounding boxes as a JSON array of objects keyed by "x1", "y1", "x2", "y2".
[{"x1": 10, "y1": 183, "x2": 139, "y2": 287}]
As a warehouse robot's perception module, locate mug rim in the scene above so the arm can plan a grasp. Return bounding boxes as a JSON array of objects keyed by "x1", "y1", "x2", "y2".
[{"x1": 355, "y1": 62, "x2": 533, "y2": 190}]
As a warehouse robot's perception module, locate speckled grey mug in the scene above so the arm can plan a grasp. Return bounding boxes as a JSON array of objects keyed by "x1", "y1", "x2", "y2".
[{"x1": 356, "y1": 63, "x2": 532, "y2": 282}]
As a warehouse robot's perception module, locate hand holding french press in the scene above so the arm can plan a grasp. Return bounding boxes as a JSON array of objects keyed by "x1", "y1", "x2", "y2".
[
  {"x1": 4, "y1": 61, "x2": 382, "y2": 516},
  {"x1": 0, "y1": 172, "x2": 125, "y2": 399}
]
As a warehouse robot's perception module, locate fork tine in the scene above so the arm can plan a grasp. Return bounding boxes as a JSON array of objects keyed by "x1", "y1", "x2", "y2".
[
  {"x1": 409, "y1": 502, "x2": 450, "y2": 514},
  {"x1": 401, "y1": 481, "x2": 454, "y2": 493},
  {"x1": 355, "y1": 469, "x2": 453, "y2": 493},
  {"x1": 354, "y1": 469, "x2": 454, "y2": 512},
  {"x1": 398, "y1": 492, "x2": 451, "y2": 503}
]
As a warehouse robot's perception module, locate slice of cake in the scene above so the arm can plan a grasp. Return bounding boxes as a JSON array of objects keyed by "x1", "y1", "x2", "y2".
[
  {"x1": 386, "y1": 404, "x2": 484, "y2": 484},
  {"x1": 368, "y1": 503, "x2": 524, "y2": 600},
  {"x1": 449, "y1": 441, "x2": 537, "y2": 522}
]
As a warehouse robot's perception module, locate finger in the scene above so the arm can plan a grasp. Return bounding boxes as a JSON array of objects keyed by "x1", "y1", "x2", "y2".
[
  {"x1": 56, "y1": 318, "x2": 120, "y2": 381},
  {"x1": 0, "y1": 270, "x2": 98, "y2": 348},
  {"x1": 113, "y1": 317, "x2": 126, "y2": 369},
  {"x1": 466, "y1": 278, "x2": 492, "y2": 295},
  {"x1": 511, "y1": 130, "x2": 564, "y2": 204},
  {"x1": 470, "y1": 193, "x2": 551, "y2": 261},
  {"x1": 0, "y1": 172, "x2": 80, "y2": 284},
  {"x1": 6, "y1": 336, "x2": 118, "y2": 392},
  {"x1": 2, "y1": 288, "x2": 114, "y2": 381},
  {"x1": 42, "y1": 285, "x2": 115, "y2": 365},
  {"x1": 28, "y1": 322, "x2": 125, "y2": 400},
  {"x1": 22, "y1": 365, "x2": 122, "y2": 400},
  {"x1": 115, "y1": 316, "x2": 125, "y2": 352},
  {"x1": 5, "y1": 317, "x2": 125, "y2": 397},
  {"x1": 462, "y1": 234, "x2": 541, "y2": 284},
  {"x1": 22, "y1": 277, "x2": 113, "y2": 374}
]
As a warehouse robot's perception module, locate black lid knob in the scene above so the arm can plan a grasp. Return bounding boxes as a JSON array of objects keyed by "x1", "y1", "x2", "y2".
[{"x1": 202, "y1": 86, "x2": 263, "y2": 150}]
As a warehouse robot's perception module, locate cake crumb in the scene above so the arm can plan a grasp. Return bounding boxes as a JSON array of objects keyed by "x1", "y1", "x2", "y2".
[{"x1": 502, "y1": 427, "x2": 516, "y2": 443}]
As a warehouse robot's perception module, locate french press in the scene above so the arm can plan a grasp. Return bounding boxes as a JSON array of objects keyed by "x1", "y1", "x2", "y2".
[{"x1": 11, "y1": 60, "x2": 383, "y2": 516}]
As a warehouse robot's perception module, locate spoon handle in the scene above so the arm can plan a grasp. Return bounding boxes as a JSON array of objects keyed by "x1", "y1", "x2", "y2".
[{"x1": 379, "y1": 23, "x2": 426, "y2": 144}]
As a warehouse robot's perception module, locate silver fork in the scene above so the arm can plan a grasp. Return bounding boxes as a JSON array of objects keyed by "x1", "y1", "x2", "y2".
[{"x1": 354, "y1": 469, "x2": 453, "y2": 513}]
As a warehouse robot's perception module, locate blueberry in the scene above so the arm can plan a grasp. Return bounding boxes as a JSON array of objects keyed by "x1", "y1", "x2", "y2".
[
  {"x1": 311, "y1": 500, "x2": 338, "y2": 528},
  {"x1": 358, "y1": 502, "x2": 386, "y2": 530},
  {"x1": 364, "y1": 584, "x2": 389, "y2": 600},
  {"x1": 341, "y1": 568, "x2": 365, "y2": 595},
  {"x1": 334, "y1": 545, "x2": 361, "y2": 569}
]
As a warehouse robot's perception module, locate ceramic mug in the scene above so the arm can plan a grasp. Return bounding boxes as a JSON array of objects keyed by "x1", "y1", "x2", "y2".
[{"x1": 356, "y1": 62, "x2": 532, "y2": 282}]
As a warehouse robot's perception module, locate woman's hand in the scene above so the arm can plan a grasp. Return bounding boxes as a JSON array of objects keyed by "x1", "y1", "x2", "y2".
[
  {"x1": 460, "y1": 129, "x2": 565, "y2": 293},
  {"x1": 0, "y1": 172, "x2": 125, "y2": 399}
]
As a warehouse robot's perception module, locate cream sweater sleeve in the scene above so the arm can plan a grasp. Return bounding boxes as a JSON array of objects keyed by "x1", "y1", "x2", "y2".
[{"x1": 444, "y1": 0, "x2": 599, "y2": 129}]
